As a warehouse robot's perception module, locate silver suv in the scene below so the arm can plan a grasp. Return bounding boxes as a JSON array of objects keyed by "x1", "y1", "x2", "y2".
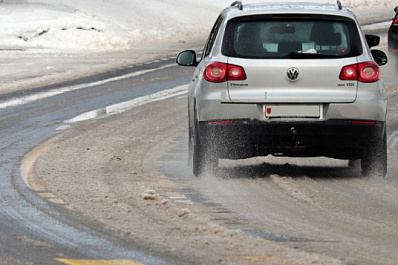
[{"x1": 177, "y1": 1, "x2": 388, "y2": 177}]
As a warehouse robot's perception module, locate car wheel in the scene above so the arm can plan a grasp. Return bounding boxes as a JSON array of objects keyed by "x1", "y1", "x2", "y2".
[
  {"x1": 192, "y1": 123, "x2": 205, "y2": 176},
  {"x1": 188, "y1": 125, "x2": 193, "y2": 167},
  {"x1": 192, "y1": 122, "x2": 218, "y2": 177},
  {"x1": 361, "y1": 131, "x2": 387, "y2": 177}
]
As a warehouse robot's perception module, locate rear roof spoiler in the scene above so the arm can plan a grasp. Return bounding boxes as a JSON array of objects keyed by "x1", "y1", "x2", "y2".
[{"x1": 231, "y1": 1, "x2": 343, "y2": 12}]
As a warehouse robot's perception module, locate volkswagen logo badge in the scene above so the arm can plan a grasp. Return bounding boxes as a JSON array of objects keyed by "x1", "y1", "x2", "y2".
[{"x1": 286, "y1": 67, "x2": 300, "y2": 81}]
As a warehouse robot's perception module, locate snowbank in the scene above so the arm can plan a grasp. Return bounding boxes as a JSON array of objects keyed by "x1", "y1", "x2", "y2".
[
  {"x1": 0, "y1": 0, "x2": 395, "y2": 53},
  {"x1": 0, "y1": 0, "x2": 394, "y2": 95}
]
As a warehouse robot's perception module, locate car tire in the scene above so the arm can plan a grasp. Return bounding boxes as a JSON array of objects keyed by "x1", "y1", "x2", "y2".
[
  {"x1": 192, "y1": 124, "x2": 205, "y2": 176},
  {"x1": 188, "y1": 125, "x2": 193, "y2": 167},
  {"x1": 192, "y1": 122, "x2": 218, "y2": 177},
  {"x1": 361, "y1": 131, "x2": 387, "y2": 177}
]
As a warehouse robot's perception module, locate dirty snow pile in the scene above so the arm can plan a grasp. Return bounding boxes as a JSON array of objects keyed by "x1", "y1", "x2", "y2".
[{"x1": 0, "y1": 0, "x2": 395, "y2": 53}]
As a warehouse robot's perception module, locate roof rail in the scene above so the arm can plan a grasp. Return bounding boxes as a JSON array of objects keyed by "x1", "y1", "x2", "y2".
[
  {"x1": 336, "y1": 0, "x2": 342, "y2": 10},
  {"x1": 231, "y1": 1, "x2": 243, "y2": 10}
]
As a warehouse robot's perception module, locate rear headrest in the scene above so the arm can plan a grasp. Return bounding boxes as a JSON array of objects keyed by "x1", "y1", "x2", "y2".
[{"x1": 310, "y1": 24, "x2": 341, "y2": 46}]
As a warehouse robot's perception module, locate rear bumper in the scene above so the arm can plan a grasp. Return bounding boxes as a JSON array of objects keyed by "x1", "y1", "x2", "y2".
[{"x1": 198, "y1": 119, "x2": 385, "y2": 160}]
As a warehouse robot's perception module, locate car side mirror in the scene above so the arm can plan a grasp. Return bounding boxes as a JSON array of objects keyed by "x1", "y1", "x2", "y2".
[
  {"x1": 371, "y1": 49, "x2": 388, "y2": 66},
  {"x1": 176, "y1": 50, "x2": 198, "y2": 67},
  {"x1": 365, "y1": 35, "x2": 380, "y2": 48},
  {"x1": 394, "y1": 6, "x2": 398, "y2": 13}
]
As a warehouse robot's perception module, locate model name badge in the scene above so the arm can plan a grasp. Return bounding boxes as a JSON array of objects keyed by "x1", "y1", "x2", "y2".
[
  {"x1": 230, "y1": 83, "x2": 248, "y2": 87},
  {"x1": 338, "y1": 82, "x2": 355, "y2": 87}
]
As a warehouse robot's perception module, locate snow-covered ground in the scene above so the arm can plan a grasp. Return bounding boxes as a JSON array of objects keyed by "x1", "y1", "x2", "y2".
[
  {"x1": 0, "y1": 0, "x2": 395, "y2": 52},
  {"x1": 0, "y1": 0, "x2": 395, "y2": 93}
]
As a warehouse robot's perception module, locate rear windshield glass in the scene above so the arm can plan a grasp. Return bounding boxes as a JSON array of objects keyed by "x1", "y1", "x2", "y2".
[{"x1": 222, "y1": 17, "x2": 362, "y2": 59}]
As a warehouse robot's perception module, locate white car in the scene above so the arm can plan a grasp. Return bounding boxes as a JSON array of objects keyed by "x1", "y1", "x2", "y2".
[{"x1": 177, "y1": 1, "x2": 388, "y2": 177}]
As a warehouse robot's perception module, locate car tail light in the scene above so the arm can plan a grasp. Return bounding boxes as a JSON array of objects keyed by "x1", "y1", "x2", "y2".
[
  {"x1": 339, "y1": 62, "x2": 380, "y2": 83},
  {"x1": 228, "y1": 64, "x2": 247, "y2": 81},
  {"x1": 393, "y1": 17, "x2": 398, "y2": 25},
  {"x1": 204, "y1": 62, "x2": 227, "y2": 82},
  {"x1": 340, "y1": 64, "x2": 357, "y2": 80},
  {"x1": 204, "y1": 62, "x2": 246, "y2": 83},
  {"x1": 358, "y1": 62, "x2": 379, "y2": 82}
]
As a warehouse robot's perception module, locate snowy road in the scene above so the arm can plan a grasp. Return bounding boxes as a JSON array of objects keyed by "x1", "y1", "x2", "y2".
[
  {"x1": 29, "y1": 32, "x2": 398, "y2": 265},
  {"x1": 0, "y1": 1, "x2": 397, "y2": 264},
  {"x1": 155, "y1": 102, "x2": 398, "y2": 264},
  {"x1": 152, "y1": 58, "x2": 398, "y2": 264},
  {"x1": 0, "y1": 59, "x2": 193, "y2": 265},
  {"x1": 0, "y1": 18, "x2": 395, "y2": 264}
]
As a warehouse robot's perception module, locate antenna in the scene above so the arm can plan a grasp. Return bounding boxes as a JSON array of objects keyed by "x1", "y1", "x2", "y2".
[
  {"x1": 336, "y1": 0, "x2": 342, "y2": 10},
  {"x1": 231, "y1": 1, "x2": 243, "y2": 11}
]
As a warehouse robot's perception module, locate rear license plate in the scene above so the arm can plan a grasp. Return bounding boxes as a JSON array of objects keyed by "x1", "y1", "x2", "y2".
[{"x1": 265, "y1": 105, "x2": 320, "y2": 118}]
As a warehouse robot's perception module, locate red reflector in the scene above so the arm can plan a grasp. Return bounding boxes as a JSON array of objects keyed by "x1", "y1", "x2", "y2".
[
  {"x1": 351, "y1": 121, "x2": 376, "y2": 125},
  {"x1": 209, "y1": 120, "x2": 234, "y2": 125}
]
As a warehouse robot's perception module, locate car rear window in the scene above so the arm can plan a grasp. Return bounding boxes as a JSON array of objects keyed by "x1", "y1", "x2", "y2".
[{"x1": 222, "y1": 16, "x2": 362, "y2": 59}]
